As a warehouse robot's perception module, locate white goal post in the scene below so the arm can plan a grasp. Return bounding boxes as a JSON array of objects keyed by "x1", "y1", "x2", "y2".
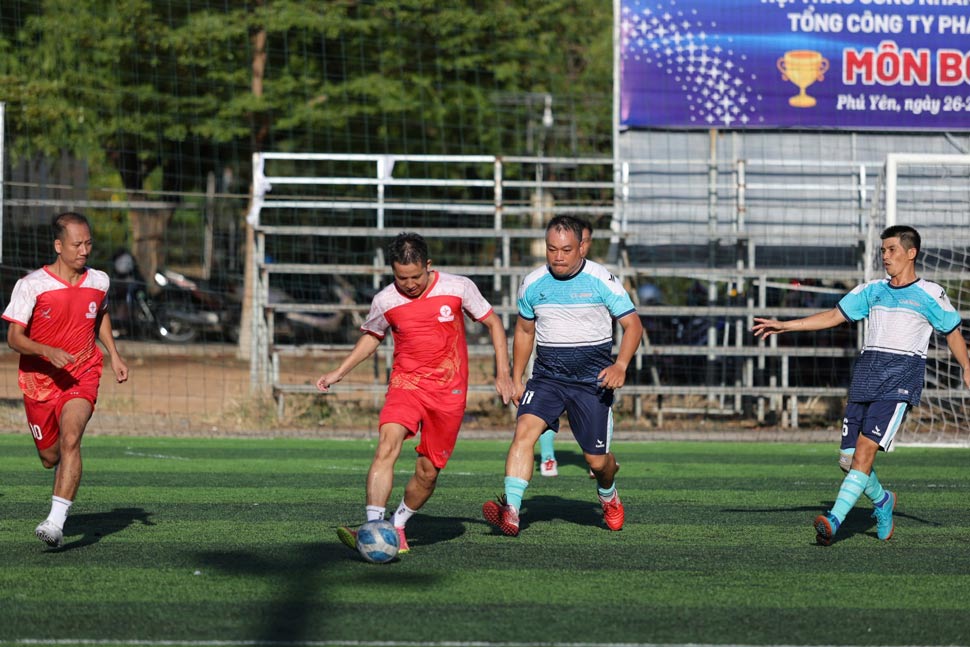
[{"x1": 876, "y1": 152, "x2": 970, "y2": 445}]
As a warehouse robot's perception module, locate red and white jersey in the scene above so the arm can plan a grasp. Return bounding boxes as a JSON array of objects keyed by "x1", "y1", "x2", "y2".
[
  {"x1": 2, "y1": 266, "x2": 109, "y2": 401},
  {"x1": 362, "y1": 270, "x2": 494, "y2": 393}
]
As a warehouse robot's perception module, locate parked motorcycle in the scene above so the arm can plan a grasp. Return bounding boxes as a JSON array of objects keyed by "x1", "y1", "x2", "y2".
[{"x1": 108, "y1": 250, "x2": 239, "y2": 344}]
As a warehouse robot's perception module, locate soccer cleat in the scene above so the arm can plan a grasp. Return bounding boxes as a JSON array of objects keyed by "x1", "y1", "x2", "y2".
[
  {"x1": 35, "y1": 520, "x2": 63, "y2": 548},
  {"x1": 599, "y1": 494, "x2": 624, "y2": 531},
  {"x1": 872, "y1": 491, "x2": 896, "y2": 541},
  {"x1": 336, "y1": 525, "x2": 357, "y2": 552},
  {"x1": 813, "y1": 513, "x2": 840, "y2": 546},
  {"x1": 394, "y1": 525, "x2": 411, "y2": 554},
  {"x1": 540, "y1": 458, "x2": 559, "y2": 477},
  {"x1": 482, "y1": 496, "x2": 520, "y2": 536}
]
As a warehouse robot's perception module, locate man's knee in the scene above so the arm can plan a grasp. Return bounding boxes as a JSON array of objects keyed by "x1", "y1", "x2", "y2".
[
  {"x1": 38, "y1": 447, "x2": 60, "y2": 470},
  {"x1": 374, "y1": 425, "x2": 407, "y2": 463},
  {"x1": 839, "y1": 451, "x2": 853, "y2": 474},
  {"x1": 512, "y1": 416, "x2": 545, "y2": 448},
  {"x1": 414, "y1": 456, "x2": 440, "y2": 486},
  {"x1": 587, "y1": 453, "x2": 615, "y2": 477}
]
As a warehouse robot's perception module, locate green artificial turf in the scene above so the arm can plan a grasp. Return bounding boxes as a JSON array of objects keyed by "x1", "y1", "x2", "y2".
[{"x1": 1, "y1": 433, "x2": 968, "y2": 647}]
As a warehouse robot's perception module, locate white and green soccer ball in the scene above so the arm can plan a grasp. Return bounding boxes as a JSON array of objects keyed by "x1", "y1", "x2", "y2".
[{"x1": 355, "y1": 519, "x2": 400, "y2": 564}]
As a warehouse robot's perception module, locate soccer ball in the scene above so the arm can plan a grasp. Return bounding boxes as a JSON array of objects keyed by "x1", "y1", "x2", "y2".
[{"x1": 355, "y1": 519, "x2": 400, "y2": 564}]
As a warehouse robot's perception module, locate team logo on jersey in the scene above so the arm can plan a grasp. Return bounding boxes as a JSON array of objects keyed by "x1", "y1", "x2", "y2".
[
  {"x1": 86, "y1": 301, "x2": 98, "y2": 319},
  {"x1": 437, "y1": 305, "x2": 455, "y2": 323},
  {"x1": 40, "y1": 308, "x2": 52, "y2": 319}
]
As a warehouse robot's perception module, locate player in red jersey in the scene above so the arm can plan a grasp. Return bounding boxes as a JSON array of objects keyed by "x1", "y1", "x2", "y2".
[
  {"x1": 321, "y1": 232, "x2": 514, "y2": 554},
  {"x1": 2, "y1": 212, "x2": 129, "y2": 548}
]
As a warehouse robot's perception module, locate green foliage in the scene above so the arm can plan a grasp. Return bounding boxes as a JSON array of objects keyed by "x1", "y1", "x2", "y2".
[
  {"x1": 1, "y1": 0, "x2": 612, "y2": 197},
  {"x1": 2, "y1": 435, "x2": 970, "y2": 645}
]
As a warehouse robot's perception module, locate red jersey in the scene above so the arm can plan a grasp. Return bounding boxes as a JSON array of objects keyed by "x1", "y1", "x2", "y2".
[
  {"x1": 2, "y1": 266, "x2": 109, "y2": 401},
  {"x1": 362, "y1": 270, "x2": 494, "y2": 393}
]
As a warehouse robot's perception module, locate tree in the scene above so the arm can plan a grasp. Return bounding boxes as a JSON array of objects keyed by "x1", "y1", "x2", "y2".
[{"x1": 0, "y1": 0, "x2": 613, "y2": 348}]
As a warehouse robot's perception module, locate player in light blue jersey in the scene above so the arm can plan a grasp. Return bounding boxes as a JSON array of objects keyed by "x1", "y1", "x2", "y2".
[
  {"x1": 483, "y1": 215, "x2": 643, "y2": 536},
  {"x1": 753, "y1": 225, "x2": 970, "y2": 545},
  {"x1": 538, "y1": 219, "x2": 592, "y2": 478}
]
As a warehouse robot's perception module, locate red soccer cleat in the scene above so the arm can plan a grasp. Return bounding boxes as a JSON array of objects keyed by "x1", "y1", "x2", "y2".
[
  {"x1": 482, "y1": 496, "x2": 520, "y2": 536},
  {"x1": 600, "y1": 494, "x2": 624, "y2": 531}
]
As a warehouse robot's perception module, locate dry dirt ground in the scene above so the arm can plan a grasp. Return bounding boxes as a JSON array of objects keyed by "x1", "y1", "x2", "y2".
[
  {"x1": 0, "y1": 341, "x2": 521, "y2": 439},
  {"x1": 0, "y1": 342, "x2": 833, "y2": 442}
]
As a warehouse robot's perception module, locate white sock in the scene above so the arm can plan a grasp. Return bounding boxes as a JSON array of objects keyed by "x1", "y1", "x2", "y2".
[
  {"x1": 365, "y1": 505, "x2": 385, "y2": 522},
  {"x1": 392, "y1": 500, "x2": 417, "y2": 528},
  {"x1": 47, "y1": 496, "x2": 72, "y2": 530}
]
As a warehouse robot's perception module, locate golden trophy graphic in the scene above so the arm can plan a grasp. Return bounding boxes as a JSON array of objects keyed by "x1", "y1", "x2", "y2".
[{"x1": 777, "y1": 50, "x2": 829, "y2": 108}]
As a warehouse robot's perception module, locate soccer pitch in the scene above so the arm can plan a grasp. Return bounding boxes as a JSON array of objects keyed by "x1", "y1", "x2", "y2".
[{"x1": 1, "y1": 433, "x2": 969, "y2": 647}]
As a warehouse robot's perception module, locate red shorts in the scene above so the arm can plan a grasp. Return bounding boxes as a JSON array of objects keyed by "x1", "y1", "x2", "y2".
[
  {"x1": 379, "y1": 386, "x2": 467, "y2": 469},
  {"x1": 23, "y1": 370, "x2": 100, "y2": 451}
]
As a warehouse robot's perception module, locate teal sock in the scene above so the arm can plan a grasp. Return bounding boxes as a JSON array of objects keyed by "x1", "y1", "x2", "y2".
[
  {"x1": 538, "y1": 429, "x2": 556, "y2": 462},
  {"x1": 864, "y1": 469, "x2": 886, "y2": 504},
  {"x1": 504, "y1": 476, "x2": 529, "y2": 510},
  {"x1": 831, "y1": 469, "x2": 868, "y2": 523},
  {"x1": 597, "y1": 483, "x2": 616, "y2": 500}
]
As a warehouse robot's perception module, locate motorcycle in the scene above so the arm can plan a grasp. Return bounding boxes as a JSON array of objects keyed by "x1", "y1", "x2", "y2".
[{"x1": 108, "y1": 250, "x2": 239, "y2": 344}]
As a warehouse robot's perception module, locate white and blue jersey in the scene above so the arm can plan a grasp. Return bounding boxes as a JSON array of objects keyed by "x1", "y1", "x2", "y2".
[
  {"x1": 837, "y1": 277, "x2": 961, "y2": 405},
  {"x1": 518, "y1": 259, "x2": 637, "y2": 385}
]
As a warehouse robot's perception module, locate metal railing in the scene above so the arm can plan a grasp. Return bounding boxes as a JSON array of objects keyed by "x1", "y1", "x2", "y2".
[{"x1": 245, "y1": 152, "x2": 942, "y2": 427}]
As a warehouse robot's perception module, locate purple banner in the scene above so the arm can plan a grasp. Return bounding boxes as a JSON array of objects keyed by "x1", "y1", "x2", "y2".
[{"x1": 619, "y1": 0, "x2": 970, "y2": 130}]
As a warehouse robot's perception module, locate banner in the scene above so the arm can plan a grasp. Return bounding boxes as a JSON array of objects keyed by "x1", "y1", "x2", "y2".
[{"x1": 619, "y1": 0, "x2": 970, "y2": 130}]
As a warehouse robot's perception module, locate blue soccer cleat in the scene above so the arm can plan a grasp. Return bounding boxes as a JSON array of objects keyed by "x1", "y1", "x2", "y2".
[
  {"x1": 872, "y1": 491, "x2": 896, "y2": 541},
  {"x1": 813, "y1": 513, "x2": 840, "y2": 546}
]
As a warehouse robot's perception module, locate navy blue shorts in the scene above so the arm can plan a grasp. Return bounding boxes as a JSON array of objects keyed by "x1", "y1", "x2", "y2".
[
  {"x1": 517, "y1": 376, "x2": 615, "y2": 455},
  {"x1": 841, "y1": 401, "x2": 909, "y2": 453}
]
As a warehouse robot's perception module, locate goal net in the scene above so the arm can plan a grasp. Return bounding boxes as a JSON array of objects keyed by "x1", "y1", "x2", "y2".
[{"x1": 870, "y1": 153, "x2": 970, "y2": 445}]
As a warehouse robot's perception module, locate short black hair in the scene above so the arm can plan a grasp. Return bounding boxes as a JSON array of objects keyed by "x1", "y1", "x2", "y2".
[
  {"x1": 546, "y1": 215, "x2": 586, "y2": 244},
  {"x1": 52, "y1": 211, "x2": 90, "y2": 241},
  {"x1": 387, "y1": 232, "x2": 429, "y2": 266},
  {"x1": 881, "y1": 225, "x2": 921, "y2": 259}
]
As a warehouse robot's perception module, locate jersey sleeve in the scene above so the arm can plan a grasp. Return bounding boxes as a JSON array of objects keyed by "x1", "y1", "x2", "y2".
[
  {"x1": 596, "y1": 274, "x2": 636, "y2": 319},
  {"x1": 459, "y1": 276, "x2": 494, "y2": 321},
  {"x1": 1, "y1": 277, "x2": 37, "y2": 327},
  {"x1": 360, "y1": 293, "x2": 392, "y2": 339},
  {"x1": 926, "y1": 283, "x2": 961, "y2": 334},
  {"x1": 516, "y1": 269, "x2": 544, "y2": 321},
  {"x1": 837, "y1": 283, "x2": 871, "y2": 322}
]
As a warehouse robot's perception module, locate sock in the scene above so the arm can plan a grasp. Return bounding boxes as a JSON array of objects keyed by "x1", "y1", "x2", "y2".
[
  {"x1": 391, "y1": 500, "x2": 416, "y2": 528},
  {"x1": 830, "y1": 469, "x2": 868, "y2": 524},
  {"x1": 538, "y1": 429, "x2": 556, "y2": 462},
  {"x1": 864, "y1": 469, "x2": 886, "y2": 504},
  {"x1": 504, "y1": 476, "x2": 529, "y2": 510},
  {"x1": 365, "y1": 505, "x2": 385, "y2": 522},
  {"x1": 47, "y1": 496, "x2": 72, "y2": 530},
  {"x1": 597, "y1": 483, "x2": 617, "y2": 502}
]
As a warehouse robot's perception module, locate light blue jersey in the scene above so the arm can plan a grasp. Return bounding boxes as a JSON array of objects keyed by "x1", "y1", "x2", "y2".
[
  {"x1": 518, "y1": 259, "x2": 636, "y2": 384},
  {"x1": 837, "y1": 277, "x2": 961, "y2": 405}
]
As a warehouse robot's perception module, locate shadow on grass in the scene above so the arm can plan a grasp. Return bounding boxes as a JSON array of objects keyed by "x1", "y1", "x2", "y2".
[
  {"x1": 195, "y1": 540, "x2": 443, "y2": 643},
  {"x1": 56, "y1": 507, "x2": 155, "y2": 552},
  {"x1": 407, "y1": 515, "x2": 465, "y2": 548},
  {"x1": 518, "y1": 494, "x2": 603, "y2": 531},
  {"x1": 723, "y1": 500, "x2": 938, "y2": 545},
  {"x1": 196, "y1": 543, "x2": 339, "y2": 643}
]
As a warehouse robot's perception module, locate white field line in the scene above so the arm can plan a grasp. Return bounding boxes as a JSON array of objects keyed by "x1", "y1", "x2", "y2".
[
  {"x1": 122, "y1": 451, "x2": 192, "y2": 461},
  {"x1": 10, "y1": 640, "x2": 941, "y2": 647}
]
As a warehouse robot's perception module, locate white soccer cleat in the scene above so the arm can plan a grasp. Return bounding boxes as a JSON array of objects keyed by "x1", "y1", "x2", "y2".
[
  {"x1": 539, "y1": 458, "x2": 558, "y2": 477},
  {"x1": 35, "y1": 520, "x2": 63, "y2": 548}
]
